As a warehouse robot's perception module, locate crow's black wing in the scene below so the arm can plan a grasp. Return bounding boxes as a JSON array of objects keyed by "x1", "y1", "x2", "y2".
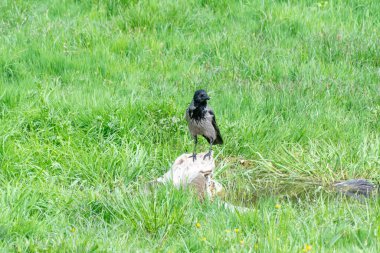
[{"x1": 208, "y1": 109, "x2": 223, "y2": 145}]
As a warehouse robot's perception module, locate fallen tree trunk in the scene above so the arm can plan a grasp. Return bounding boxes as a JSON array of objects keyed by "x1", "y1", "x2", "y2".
[{"x1": 149, "y1": 153, "x2": 378, "y2": 210}]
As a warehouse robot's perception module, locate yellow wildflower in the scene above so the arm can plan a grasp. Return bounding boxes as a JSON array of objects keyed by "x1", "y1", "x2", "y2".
[
  {"x1": 240, "y1": 240, "x2": 244, "y2": 245},
  {"x1": 234, "y1": 228, "x2": 239, "y2": 233},
  {"x1": 200, "y1": 237, "x2": 207, "y2": 241},
  {"x1": 302, "y1": 244, "x2": 312, "y2": 252},
  {"x1": 196, "y1": 222, "x2": 201, "y2": 228},
  {"x1": 275, "y1": 204, "x2": 281, "y2": 209}
]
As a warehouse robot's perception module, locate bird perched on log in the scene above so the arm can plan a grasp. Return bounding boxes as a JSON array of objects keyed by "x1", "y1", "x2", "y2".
[{"x1": 186, "y1": 90, "x2": 223, "y2": 161}]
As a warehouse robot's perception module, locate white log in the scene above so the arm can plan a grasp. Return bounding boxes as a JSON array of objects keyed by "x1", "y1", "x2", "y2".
[
  {"x1": 157, "y1": 152, "x2": 215, "y2": 187},
  {"x1": 152, "y1": 152, "x2": 250, "y2": 212}
]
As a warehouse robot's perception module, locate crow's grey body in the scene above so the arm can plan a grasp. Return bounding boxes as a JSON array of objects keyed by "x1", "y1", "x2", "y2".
[
  {"x1": 186, "y1": 103, "x2": 220, "y2": 144},
  {"x1": 186, "y1": 90, "x2": 223, "y2": 160}
]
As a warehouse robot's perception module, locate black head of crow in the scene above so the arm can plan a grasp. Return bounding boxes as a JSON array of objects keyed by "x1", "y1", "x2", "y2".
[{"x1": 193, "y1": 89, "x2": 210, "y2": 106}]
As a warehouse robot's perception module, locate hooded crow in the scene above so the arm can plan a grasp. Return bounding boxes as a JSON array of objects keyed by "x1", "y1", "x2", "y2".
[{"x1": 186, "y1": 90, "x2": 223, "y2": 161}]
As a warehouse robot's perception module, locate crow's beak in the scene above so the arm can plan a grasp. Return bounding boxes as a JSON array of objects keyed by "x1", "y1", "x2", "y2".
[{"x1": 205, "y1": 96, "x2": 210, "y2": 100}]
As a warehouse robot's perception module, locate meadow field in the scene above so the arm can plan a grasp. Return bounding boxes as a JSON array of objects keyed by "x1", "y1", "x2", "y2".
[{"x1": 0, "y1": 0, "x2": 379, "y2": 252}]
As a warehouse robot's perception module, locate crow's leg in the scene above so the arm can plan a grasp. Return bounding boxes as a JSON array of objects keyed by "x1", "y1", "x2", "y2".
[
  {"x1": 189, "y1": 136, "x2": 198, "y2": 161},
  {"x1": 204, "y1": 139, "x2": 213, "y2": 160}
]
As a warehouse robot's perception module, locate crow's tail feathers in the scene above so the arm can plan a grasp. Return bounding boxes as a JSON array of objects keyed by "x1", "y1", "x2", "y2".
[
  {"x1": 203, "y1": 134, "x2": 223, "y2": 145},
  {"x1": 214, "y1": 133, "x2": 223, "y2": 145}
]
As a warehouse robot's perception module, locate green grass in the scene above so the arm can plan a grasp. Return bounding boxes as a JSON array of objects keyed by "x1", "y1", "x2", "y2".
[{"x1": 0, "y1": 0, "x2": 379, "y2": 252}]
